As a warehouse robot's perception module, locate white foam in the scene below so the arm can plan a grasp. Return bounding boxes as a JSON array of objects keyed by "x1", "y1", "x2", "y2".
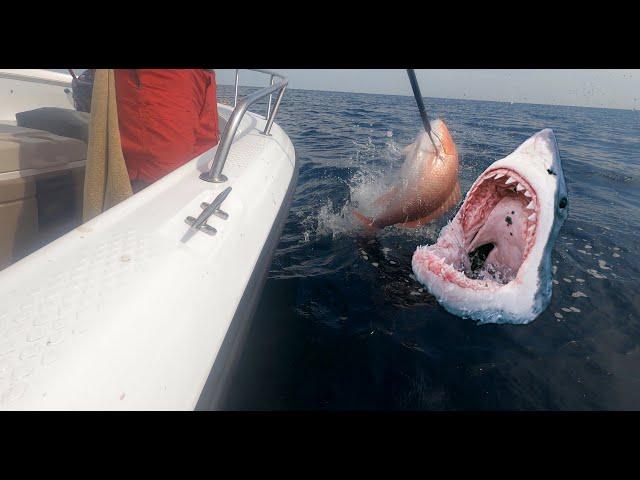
[
  {"x1": 587, "y1": 268, "x2": 607, "y2": 279},
  {"x1": 598, "y1": 260, "x2": 611, "y2": 270}
]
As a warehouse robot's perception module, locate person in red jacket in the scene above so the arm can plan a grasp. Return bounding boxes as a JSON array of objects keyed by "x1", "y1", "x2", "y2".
[{"x1": 113, "y1": 69, "x2": 220, "y2": 191}]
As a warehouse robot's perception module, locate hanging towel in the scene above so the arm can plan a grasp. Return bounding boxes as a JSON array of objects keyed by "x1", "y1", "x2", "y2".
[{"x1": 82, "y1": 69, "x2": 133, "y2": 222}]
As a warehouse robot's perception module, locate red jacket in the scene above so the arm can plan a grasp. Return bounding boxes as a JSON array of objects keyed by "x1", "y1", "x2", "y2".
[{"x1": 114, "y1": 69, "x2": 220, "y2": 183}]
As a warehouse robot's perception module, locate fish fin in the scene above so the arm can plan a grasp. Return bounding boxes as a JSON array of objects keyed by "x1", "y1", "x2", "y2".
[
  {"x1": 352, "y1": 211, "x2": 379, "y2": 233},
  {"x1": 396, "y1": 181, "x2": 462, "y2": 228}
]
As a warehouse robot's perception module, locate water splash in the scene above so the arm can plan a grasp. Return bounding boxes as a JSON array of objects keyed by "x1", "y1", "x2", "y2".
[{"x1": 304, "y1": 134, "x2": 404, "y2": 240}]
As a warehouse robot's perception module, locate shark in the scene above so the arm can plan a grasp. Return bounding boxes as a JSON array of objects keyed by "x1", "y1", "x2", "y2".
[{"x1": 412, "y1": 128, "x2": 568, "y2": 324}]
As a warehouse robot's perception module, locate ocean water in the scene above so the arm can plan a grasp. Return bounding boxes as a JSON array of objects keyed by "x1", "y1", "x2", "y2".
[{"x1": 218, "y1": 86, "x2": 640, "y2": 410}]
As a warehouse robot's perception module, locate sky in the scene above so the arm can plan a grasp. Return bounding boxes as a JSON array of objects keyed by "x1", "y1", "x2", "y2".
[
  {"x1": 55, "y1": 69, "x2": 640, "y2": 110},
  {"x1": 215, "y1": 69, "x2": 640, "y2": 110}
]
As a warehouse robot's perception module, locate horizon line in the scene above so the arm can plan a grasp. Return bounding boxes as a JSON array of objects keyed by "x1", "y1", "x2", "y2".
[{"x1": 218, "y1": 83, "x2": 637, "y2": 112}]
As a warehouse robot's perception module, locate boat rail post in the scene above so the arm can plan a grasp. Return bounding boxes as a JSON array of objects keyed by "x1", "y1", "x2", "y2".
[
  {"x1": 263, "y1": 85, "x2": 287, "y2": 136},
  {"x1": 200, "y1": 69, "x2": 288, "y2": 184},
  {"x1": 200, "y1": 100, "x2": 249, "y2": 183},
  {"x1": 233, "y1": 69, "x2": 239, "y2": 107},
  {"x1": 266, "y1": 74, "x2": 274, "y2": 120}
]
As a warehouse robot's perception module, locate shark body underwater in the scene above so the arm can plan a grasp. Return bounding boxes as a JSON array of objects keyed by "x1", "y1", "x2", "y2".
[
  {"x1": 412, "y1": 129, "x2": 568, "y2": 324},
  {"x1": 353, "y1": 119, "x2": 461, "y2": 231}
]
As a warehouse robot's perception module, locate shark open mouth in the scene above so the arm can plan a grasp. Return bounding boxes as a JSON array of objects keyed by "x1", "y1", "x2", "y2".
[
  {"x1": 412, "y1": 128, "x2": 566, "y2": 324},
  {"x1": 414, "y1": 167, "x2": 539, "y2": 290}
]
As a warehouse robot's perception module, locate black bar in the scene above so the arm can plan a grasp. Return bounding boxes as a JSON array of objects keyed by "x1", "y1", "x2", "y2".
[{"x1": 406, "y1": 69, "x2": 432, "y2": 134}]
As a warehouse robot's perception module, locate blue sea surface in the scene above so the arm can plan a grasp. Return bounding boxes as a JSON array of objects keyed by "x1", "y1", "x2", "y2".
[{"x1": 219, "y1": 86, "x2": 640, "y2": 410}]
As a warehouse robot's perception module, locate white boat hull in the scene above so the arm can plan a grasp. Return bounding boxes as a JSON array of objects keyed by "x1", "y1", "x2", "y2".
[{"x1": 0, "y1": 80, "x2": 297, "y2": 409}]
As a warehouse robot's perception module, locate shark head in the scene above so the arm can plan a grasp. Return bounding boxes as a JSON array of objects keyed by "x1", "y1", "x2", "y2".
[{"x1": 412, "y1": 129, "x2": 568, "y2": 324}]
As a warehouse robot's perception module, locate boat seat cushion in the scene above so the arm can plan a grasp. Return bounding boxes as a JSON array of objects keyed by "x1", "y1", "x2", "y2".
[
  {"x1": 16, "y1": 107, "x2": 90, "y2": 144},
  {"x1": 14, "y1": 107, "x2": 224, "y2": 145},
  {"x1": 0, "y1": 124, "x2": 87, "y2": 174}
]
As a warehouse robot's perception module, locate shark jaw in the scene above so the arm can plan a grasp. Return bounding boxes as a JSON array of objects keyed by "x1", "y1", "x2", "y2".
[{"x1": 412, "y1": 129, "x2": 568, "y2": 324}]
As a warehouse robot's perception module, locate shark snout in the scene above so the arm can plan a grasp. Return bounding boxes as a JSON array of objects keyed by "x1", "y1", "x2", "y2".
[
  {"x1": 534, "y1": 128, "x2": 559, "y2": 154},
  {"x1": 518, "y1": 128, "x2": 559, "y2": 159}
]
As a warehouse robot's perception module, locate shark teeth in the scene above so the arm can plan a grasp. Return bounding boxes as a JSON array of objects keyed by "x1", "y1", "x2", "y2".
[
  {"x1": 505, "y1": 177, "x2": 516, "y2": 185},
  {"x1": 516, "y1": 184, "x2": 525, "y2": 192},
  {"x1": 437, "y1": 259, "x2": 456, "y2": 276},
  {"x1": 494, "y1": 173, "x2": 505, "y2": 179},
  {"x1": 486, "y1": 172, "x2": 497, "y2": 179},
  {"x1": 524, "y1": 190, "x2": 532, "y2": 198},
  {"x1": 528, "y1": 213, "x2": 537, "y2": 222},
  {"x1": 526, "y1": 201, "x2": 536, "y2": 210},
  {"x1": 528, "y1": 225, "x2": 536, "y2": 234}
]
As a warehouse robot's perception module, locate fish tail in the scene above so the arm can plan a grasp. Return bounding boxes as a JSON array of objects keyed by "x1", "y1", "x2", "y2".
[{"x1": 352, "y1": 211, "x2": 379, "y2": 233}]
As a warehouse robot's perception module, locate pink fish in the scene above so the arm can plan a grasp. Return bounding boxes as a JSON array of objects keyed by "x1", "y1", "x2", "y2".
[{"x1": 353, "y1": 119, "x2": 461, "y2": 231}]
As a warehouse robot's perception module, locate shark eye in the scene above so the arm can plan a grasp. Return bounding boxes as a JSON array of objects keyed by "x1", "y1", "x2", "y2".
[{"x1": 559, "y1": 197, "x2": 568, "y2": 209}]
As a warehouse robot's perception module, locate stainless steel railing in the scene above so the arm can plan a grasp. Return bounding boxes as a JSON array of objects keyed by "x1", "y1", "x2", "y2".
[{"x1": 200, "y1": 69, "x2": 288, "y2": 183}]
